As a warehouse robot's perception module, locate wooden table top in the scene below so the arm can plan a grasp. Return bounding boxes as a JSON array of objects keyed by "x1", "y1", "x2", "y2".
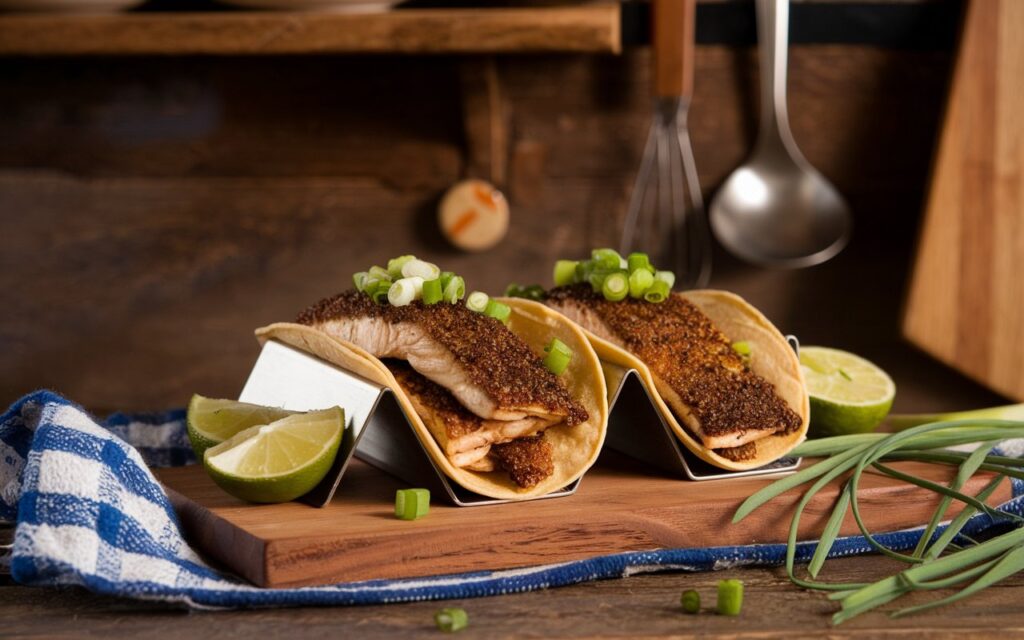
[{"x1": 6, "y1": 553, "x2": 1024, "y2": 638}]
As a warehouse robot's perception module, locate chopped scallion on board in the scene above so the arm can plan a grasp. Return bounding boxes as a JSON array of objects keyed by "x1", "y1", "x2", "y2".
[
  {"x1": 394, "y1": 488, "x2": 430, "y2": 520},
  {"x1": 680, "y1": 589, "x2": 701, "y2": 614},
  {"x1": 716, "y1": 579, "x2": 743, "y2": 616},
  {"x1": 434, "y1": 607, "x2": 468, "y2": 633}
]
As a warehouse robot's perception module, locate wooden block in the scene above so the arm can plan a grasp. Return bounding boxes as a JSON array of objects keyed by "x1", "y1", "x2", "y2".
[{"x1": 157, "y1": 454, "x2": 1010, "y2": 588}]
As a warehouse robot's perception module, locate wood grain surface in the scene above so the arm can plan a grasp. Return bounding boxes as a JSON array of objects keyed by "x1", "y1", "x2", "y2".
[
  {"x1": 8, "y1": 554, "x2": 1024, "y2": 639},
  {"x1": 0, "y1": 5, "x2": 621, "y2": 56},
  {"x1": 903, "y1": 0, "x2": 1024, "y2": 402},
  {"x1": 156, "y1": 454, "x2": 1009, "y2": 588}
]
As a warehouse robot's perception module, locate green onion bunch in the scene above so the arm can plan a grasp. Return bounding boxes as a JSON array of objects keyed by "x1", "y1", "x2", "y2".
[
  {"x1": 553, "y1": 249, "x2": 676, "y2": 303},
  {"x1": 734, "y1": 418, "x2": 1024, "y2": 624}
]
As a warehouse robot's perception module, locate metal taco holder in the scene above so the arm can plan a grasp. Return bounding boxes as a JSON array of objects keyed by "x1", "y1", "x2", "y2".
[{"x1": 238, "y1": 336, "x2": 801, "y2": 508}]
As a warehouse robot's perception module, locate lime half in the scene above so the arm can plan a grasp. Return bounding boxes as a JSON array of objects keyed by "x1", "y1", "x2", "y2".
[
  {"x1": 203, "y1": 406, "x2": 344, "y2": 503},
  {"x1": 187, "y1": 395, "x2": 296, "y2": 458},
  {"x1": 799, "y1": 346, "x2": 896, "y2": 437}
]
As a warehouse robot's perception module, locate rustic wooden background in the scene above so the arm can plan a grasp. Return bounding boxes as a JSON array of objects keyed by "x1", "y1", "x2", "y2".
[{"x1": 0, "y1": 38, "x2": 1007, "y2": 412}]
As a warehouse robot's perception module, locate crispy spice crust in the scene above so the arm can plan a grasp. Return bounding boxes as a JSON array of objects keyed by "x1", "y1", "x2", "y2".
[
  {"x1": 714, "y1": 442, "x2": 758, "y2": 462},
  {"x1": 548, "y1": 285, "x2": 801, "y2": 439},
  {"x1": 297, "y1": 291, "x2": 587, "y2": 425},
  {"x1": 385, "y1": 360, "x2": 483, "y2": 440},
  {"x1": 491, "y1": 435, "x2": 554, "y2": 488}
]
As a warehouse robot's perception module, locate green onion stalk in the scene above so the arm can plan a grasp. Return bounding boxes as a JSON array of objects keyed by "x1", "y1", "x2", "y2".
[{"x1": 733, "y1": 418, "x2": 1024, "y2": 624}]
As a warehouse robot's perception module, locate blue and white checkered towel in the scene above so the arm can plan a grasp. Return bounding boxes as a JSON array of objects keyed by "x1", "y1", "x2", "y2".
[{"x1": 2, "y1": 390, "x2": 1023, "y2": 609}]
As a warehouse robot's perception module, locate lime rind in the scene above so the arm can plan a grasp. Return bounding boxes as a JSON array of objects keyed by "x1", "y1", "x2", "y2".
[
  {"x1": 203, "y1": 407, "x2": 344, "y2": 503},
  {"x1": 799, "y1": 346, "x2": 896, "y2": 437}
]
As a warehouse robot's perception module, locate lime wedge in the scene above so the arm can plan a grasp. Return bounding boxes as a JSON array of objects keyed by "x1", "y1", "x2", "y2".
[
  {"x1": 187, "y1": 395, "x2": 296, "y2": 458},
  {"x1": 799, "y1": 346, "x2": 896, "y2": 437},
  {"x1": 203, "y1": 406, "x2": 344, "y2": 503}
]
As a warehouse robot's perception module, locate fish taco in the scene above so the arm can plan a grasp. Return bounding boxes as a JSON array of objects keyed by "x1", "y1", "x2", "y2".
[
  {"x1": 542, "y1": 251, "x2": 809, "y2": 471},
  {"x1": 257, "y1": 257, "x2": 607, "y2": 500}
]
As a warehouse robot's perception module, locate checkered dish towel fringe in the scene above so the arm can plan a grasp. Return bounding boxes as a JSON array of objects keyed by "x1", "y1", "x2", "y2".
[{"x1": 2, "y1": 390, "x2": 1024, "y2": 609}]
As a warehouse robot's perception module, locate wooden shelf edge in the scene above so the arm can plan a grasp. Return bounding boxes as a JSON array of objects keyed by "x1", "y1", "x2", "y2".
[{"x1": 0, "y1": 4, "x2": 621, "y2": 56}]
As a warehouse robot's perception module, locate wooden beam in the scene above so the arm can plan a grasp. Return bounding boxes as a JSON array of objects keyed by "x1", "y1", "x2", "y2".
[{"x1": 0, "y1": 5, "x2": 621, "y2": 56}]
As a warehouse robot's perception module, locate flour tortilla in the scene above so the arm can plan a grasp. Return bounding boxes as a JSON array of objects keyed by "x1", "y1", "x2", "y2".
[
  {"x1": 255, "y1": 298, "x2": 607, "y2": 500},
  {"x1": 567, "y1": 290, "x2": 809, "y2": 471}
]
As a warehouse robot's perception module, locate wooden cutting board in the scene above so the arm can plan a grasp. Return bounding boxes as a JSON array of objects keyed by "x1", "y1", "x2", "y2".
[
  {"x1": 903, "y1": 0, "x2": 1024, "y2": 401},
  {"x1": 157, "y1": 453, "x2": 1010, "y2": 588}
]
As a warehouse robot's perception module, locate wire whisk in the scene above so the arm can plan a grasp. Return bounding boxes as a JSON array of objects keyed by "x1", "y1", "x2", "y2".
[{"x1": 620, "y1": 0, "x2": 711, "y2": 290}]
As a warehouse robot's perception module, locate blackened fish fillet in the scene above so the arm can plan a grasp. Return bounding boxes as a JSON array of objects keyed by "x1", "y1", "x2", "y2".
[
  {"x1": 298, "y1": 291, "x2": 588, "y2": 425},
  {"x1": 546, "y1": 285, "x2": 801, "y2": 450},
  {"x1": 385, "y1": 360, "x2": 556, "y2": 468},
  {"x1": 385, "y1": 360, "x2": 555, "y2": 487}
]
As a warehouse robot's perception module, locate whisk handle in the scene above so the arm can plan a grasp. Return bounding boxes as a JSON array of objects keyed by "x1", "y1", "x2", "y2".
[{"x1": 652, "y1": 0, "x2": 696, "y2": 100}]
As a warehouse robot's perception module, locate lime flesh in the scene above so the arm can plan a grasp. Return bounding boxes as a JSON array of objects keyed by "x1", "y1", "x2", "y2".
[
  {"x1": 187, "y1": 395, "x2": 296, "y2": 458},
  {"x1": 799, "y1": 346, "x2": 896, "y2": 437},
  {"x1": 203, "y1": 406, "x2": 344, "y2": 503}
]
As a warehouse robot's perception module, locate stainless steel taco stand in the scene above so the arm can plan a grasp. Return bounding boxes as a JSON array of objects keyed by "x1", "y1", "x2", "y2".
[{"x1": 238, "y1": 339, "x2": 579, "y2": 507}]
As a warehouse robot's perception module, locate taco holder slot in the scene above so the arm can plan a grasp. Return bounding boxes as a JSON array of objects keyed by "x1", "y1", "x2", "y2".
[{"x1": 238, "y1": 337, "x2": 801, "y2": 508}]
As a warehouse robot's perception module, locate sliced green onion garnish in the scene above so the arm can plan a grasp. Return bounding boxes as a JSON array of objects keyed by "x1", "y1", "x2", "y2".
[
  {"x1": 628, "y1": 269, "x2": 654, "y2": 298},
  {"x1": 505, "y1": 283, "x2": 546, "y2": 301},
  {"x1": 422, "y1": 278, "x2": 443, "y2": 305},
  {"x1": 731, "y1": 341, "x2": 752, "y2": 357},
  {"x1": 680, "y1": 589, "x2": 700, "y2": 614},
  {"x1": 484, "y1": 299, "x2": 511, "y2": 323},
  {"x1": 716, "y1": 579, "x2": 743, "y2": 616},
  {"x1": 434, "y1": 607, "x2": 468, "y2": 633},
  {"x1": 543, "y1": 338, "x2": 573, "y2": 375},
  {"x1": 554, "y1": 260, "x2": 579, "y2": 287},
  {"x1": 369, "y1": 281, "x2": 390, "y2": 304},
  {"x1": 654, "y1": 270, "x2": 676, "y2": 289},
  {"x1": 643, "y1": 280, "x2": 670, "y2": 303},
  {"x1": 394, "y1": 488, "x2": 430, "y2": 520},
  {"x1": 575, "y1": 259, "x2": 593, "y2": 283},
  {"x1": 353, "y1": 271, "x2": 369, "y2": 292},
  {"x1": 444, "y1": 275, "x2": 465, "y2": 303},
  {"x1": 602, "y1": 272, "x2": 629, "y2": 302},
  {"x1": 592, "y1": 248, "x2": 622, "y2": 271},
  {"x1": 466, "y1": 291, "x2": 489, "y2": 313},
  {"x1": 388, "y1": 277, "x2": 423, "y2": 307},
  {"x1": 368, "y1": 265, "x2": 391, "y2": 282},
  {"x1": 523, "y1": 284, "x2": 546, "y2": 300},
  {"x1": 387, "y1": 255, "x2": 416, "y2": 279},
  {"x1": 439, "y1": 271, "x2": 454, "y2": 291},
  {"x1": 401, "y1": 258, "x2": 441, "y2": 281},
  {"x1": 627, "y1": 252, "x2": 652, "y2": 274}
]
